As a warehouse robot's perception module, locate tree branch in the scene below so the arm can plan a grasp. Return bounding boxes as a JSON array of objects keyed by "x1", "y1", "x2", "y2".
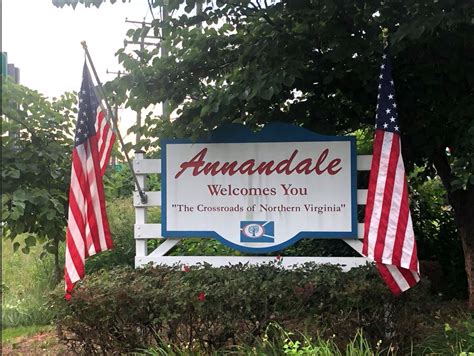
[
  {"x1": 4, "y1": 115, "x2": 37, "y2": 139},
  {"x1": 431, "y1": 149, "x2": 452, "y2": 193},
  {"x1": 431, "y1": 148, "x2": 465, "y2": 212}
]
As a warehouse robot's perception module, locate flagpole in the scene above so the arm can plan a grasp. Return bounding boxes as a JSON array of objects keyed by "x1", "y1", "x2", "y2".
[
  {"x1": 382, "y1": 27, "x2": 389, "y2": 47},
  {"x1": 81, "y1": 41, "x2": 148, "y2": 204}
]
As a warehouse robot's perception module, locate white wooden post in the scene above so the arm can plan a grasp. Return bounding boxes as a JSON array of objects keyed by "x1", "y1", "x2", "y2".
[{"x1": 134, "y1": 152, "x2": 148, "y2": 266}]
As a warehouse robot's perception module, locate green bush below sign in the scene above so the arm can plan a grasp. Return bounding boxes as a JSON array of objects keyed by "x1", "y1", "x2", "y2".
[{"x1": 51, "y1": 263, "x2": 470, "y2": 354}]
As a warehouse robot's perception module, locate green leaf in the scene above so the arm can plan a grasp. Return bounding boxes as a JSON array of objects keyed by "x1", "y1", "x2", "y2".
[
  {"x1": 283, "y1": 75, "x2": 295, "y2": 87},
  {"x1": 200, "y1": 104, "x2": 211, "y2": 117},
  {"x1": 323, "y1": 75, "x2": 333, "y2": 85},
  {"x1": 260, "y1": 87, "x2": 274, "y2": 100},
  {"x1": 46, "y1": 210, "x2": 57, "y2": 220},
  {"x1": 25, "y1": 235, "x2": 36, "y2": 247},
  {"x1": 239, "y1": 88, "x2": 250, "y2": 100},
  {"x1": 450, "y1": 179, "x2": 464, "y2": 191},
  {"x1": 132, "y1": 29, "x2": 142, "y2": 43},
  {"x1": 7, "y1": 169, "x2": 20, "y2": 179}
]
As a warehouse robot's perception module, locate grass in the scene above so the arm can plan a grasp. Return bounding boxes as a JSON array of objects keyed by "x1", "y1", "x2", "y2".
[
  {"x1": 416, "y1": 317, "x2": 474, "y2": 355},
  {"x1": 2, "y1": 235, "x2": 57, "y2": 328},
  {"x1": 134, "y1": 325, "x2": 396, "y2": 356},
  {"x1": 2, "y1": 325, "x2": 54, "y2": 343},
  {"x1": 131, "y1": 319, "x2": 474, "y2": 355}
]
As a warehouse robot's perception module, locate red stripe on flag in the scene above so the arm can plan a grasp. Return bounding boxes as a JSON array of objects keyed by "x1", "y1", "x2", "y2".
[
  {"x1": 391, "y1": 179, "x2": 409, "y2": 266},
  {"x1": 101, "y1": 132, "x2": 115, "y2": 176},
  {"x1": 399, "y1": 266, "x2": 418, "y2": 287},
  {"x1": 64, "y1": 265, "x2": 74, "y2": 294},
  {"x1": 83, "y1": 139, "x2": 105, "y2": 254},
  {"x1": 374, "y1": 135, "x2": 400, "y2": 261},
  {"x1": 95, "y1": 111, "x2": 115, "y2": 176},
  {"x1": 68, "y1": 192, "x2": 86, "y2": 242},
  {"x1": 97, "y1": 114, "x2": 108, "y2": 156},
  {"x1": 89, "y1": 135, "x2": 113, "y2": 250},
  {"x1": 409, "y1": 242, "x2": 418, "y2": 272},
  {"x1": 376, "y1": 263, "x2": 402, "y2": 296},
  {"x1": 65, "y1": 228, "x2": 85, "y2": 281},
  {"x1": 363, "y1": 130, "x2": 384, "y2": 256}
]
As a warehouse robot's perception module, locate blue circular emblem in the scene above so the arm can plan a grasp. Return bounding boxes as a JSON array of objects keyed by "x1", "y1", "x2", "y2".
[{"x1": 242, "y1": 223, "x2": 265, "y2": 238}]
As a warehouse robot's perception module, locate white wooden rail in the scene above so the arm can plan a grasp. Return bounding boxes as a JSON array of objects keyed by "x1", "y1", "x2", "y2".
[{"x1": 133, "y1": 153, "x2": 372, "y2": 270}]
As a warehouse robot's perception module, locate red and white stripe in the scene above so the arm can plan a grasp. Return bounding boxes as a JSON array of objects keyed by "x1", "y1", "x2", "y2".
[
  {"x1": 363, "y1": 130, "x2": 420, "y2": 295},
  {"x1": 65, "y1": 110, "x2": 115, "y2": 296},
  {"x1": 95, "y1": 111, "x2": 116, "y2": 175}
]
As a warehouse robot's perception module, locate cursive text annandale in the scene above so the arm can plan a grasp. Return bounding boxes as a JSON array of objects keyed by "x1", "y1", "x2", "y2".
[{"x1": 174, "y1": 148, "x2": 342, "y2": 178}]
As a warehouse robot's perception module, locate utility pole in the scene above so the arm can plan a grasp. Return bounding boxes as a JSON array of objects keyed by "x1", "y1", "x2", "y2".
[
  {"x1": 124, "y1": 19, "x2": 159, "y2": 48},
  {"x1": 159, "y1": 2, "x2": 202, "y2": 120},
  {"x1": 161, "y1": 6, "x2": 171, "y2": 121},
  {"x1": 124, "y1": 18, "x2": 160, "y2": 147},
  {"x1": 196, "y1": 0, "x2": 203, "y2": 19}
]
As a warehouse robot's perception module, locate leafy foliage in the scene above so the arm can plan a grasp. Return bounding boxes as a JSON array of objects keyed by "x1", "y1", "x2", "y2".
[
  {"x1": 52, "y1": 263, "x2": 468, "y2": 354},
  {"x1": 51, "y1": 0, "x2": 130, "y2": 8},
  {"x1": 110, "y1": 0, "x2": 474, "y2": 307},
  {"x1": 410, "y1": 167, "x2": 467, "y2": 298},
  {"x1": 108, "y1": 0, "x2": 472, "y2": 168},
  {"x1": 104, "y1": 161, "x2": 161, "y2": 200},
  {"x1": 54, "y1": 0, "x2": 474, "y2": 304},
  {"x1": 1, "y1": 79, "x2": 76, "y2": 279},
  {"x1": 103, "y1": 164, "x2": 136, "y2": 199},
  {"x1": 84, "y1": 197, "x2": 136, "y2": 273}
]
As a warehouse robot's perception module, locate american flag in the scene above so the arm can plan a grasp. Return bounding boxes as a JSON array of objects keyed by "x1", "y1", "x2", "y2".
[
  {"x1": 64, "y1": 63, "x2": 116, "y2": 298},
  {"x1": 362, "y1": 50, "x2": 420, "y2": 295}
]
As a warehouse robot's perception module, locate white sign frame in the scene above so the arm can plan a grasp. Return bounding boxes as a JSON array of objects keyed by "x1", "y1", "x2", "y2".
[{"x1": 160, "y1": 123, "x2": 358, "y2": 254}]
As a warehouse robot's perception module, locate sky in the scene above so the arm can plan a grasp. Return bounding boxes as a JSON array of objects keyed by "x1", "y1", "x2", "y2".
[{"x1": 2, "y1": 0, "x2": 157, "y2": 139}]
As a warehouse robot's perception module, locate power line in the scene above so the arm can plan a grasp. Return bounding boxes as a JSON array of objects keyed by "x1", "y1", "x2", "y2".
[{"x1": 123, "y1": 19, "x2": 160, "y2": 147}]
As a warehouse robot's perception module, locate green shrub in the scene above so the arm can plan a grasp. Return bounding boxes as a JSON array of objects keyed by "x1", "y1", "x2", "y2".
[
  {"x1": 51, "y1": 263, "x2": 460, "y2": 354},
  {"x1": 410, "y1": 172, "x2": 467, "y2": 299},
  {"x1": 417, "y1": 315, "x2": 474, "y2": 355},
  {"x1": 85, "y1": 197, "x2": 136, "y2": 273},
  {"x1": 104, "y1": 163, "x2": 161, "y2": 200}
]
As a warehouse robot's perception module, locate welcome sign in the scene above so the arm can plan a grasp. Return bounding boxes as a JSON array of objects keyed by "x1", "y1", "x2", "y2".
[{"x1": 161, "y1": 123, "x2": 357, "y2": 253}]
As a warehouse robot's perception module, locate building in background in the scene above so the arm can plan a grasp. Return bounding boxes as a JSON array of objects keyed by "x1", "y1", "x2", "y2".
[
  {"x1": 1, "y1": 52, "x2": 21, "y2": 84},
  {"x1": 2, "y1": 52, "x2": 21, "y2": 144}
]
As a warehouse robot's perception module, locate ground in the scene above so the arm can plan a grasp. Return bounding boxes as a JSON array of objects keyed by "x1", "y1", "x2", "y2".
[{"x1": 2, "y1": 330, "x2": 71, "y2": 356}]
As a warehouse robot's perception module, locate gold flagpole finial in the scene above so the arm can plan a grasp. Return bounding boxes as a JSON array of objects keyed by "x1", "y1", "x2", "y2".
[{"x1": 381, "y1": 28, "x2": 389, "y2": 47}]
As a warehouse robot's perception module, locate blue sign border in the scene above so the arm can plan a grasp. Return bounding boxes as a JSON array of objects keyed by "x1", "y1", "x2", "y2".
[{"x1": 161, "y1": 122, "x2": 357, "y2": 253}]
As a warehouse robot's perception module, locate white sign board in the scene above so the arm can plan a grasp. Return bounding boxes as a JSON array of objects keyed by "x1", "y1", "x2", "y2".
[{"x1": 162, "y1": 124, "x2": 357, "y2": 253}]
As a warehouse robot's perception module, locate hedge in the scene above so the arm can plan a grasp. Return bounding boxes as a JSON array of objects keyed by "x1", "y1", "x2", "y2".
[{"x1": 51, "y1": 262, "x2": 460, "y2": 354}]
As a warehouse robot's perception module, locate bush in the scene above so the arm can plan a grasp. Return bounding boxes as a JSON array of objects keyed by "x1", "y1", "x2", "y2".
[
  {"x1": 51, "y1": 263, "x2": 464, "y2": 354},
  {"x1": 410, "y1": 171, "x2": 467, "y2": 299},
  {"x1": 84, "y1": 197, "x2": 136, "y2": 274}
]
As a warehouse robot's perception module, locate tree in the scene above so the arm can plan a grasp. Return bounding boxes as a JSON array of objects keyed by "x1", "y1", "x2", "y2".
[
  {"x1": 55, "y1": 0, "x2": 474, "y2": 307},
  {"x1": 51, "y1": 0, "x2": 130, "y2": 8},
  {"x1": 1, "y1": 79, "x2": 76, "y2": 282}
]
